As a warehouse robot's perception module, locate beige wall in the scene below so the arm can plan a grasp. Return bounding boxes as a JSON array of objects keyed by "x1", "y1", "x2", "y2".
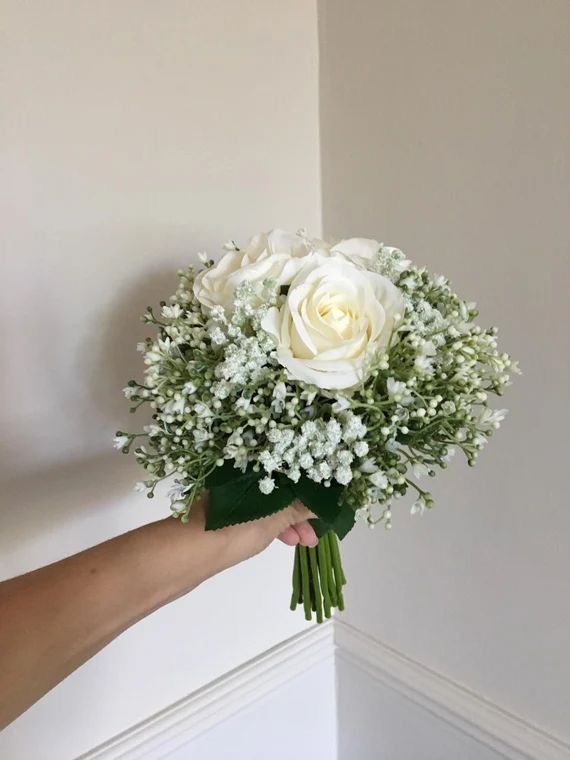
[
  {"x1": 2, "y1": 0, "x2": 568, "y2": 753},
  {"x1": 0, "y1": 2, "x2": 320, "y2": 757},
  {"x1": 320, "y1": 0, "x2": 570, "y2": 739}
]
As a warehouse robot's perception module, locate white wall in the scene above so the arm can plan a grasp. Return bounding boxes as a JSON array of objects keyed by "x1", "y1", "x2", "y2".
[
  {"x1": 336, "y1": 658, "x2": 504, "y2": 760},
  {"x1": 320, "y1": 0, "x2": 570, "y2": 743},
  {"x1": 3, "y1": 1, "x2": 569, "y2": 756},
  {"x1": 0, "y1": 1, "x2": 320, "y2": 757},
  {"x1": 166, "y1": 658, "x2": 336, "y2": 760}
]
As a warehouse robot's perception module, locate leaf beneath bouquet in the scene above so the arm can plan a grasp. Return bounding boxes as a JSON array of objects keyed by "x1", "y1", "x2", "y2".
[
  {"x1": 292, "y1": 474, "x2": 354, "y2": 539},
  {"x1": 204, "y1": 462, "x2": 356, "y2": 540},
  {"x1": 292, "y1": 475, "x2": 344, "y2": 525},
  {"x1": 205, "y1": 466, "x2": 296, "y2": 530},
  {"x1": 309, "y1": 504, "x2": 355, "y2": 541}
]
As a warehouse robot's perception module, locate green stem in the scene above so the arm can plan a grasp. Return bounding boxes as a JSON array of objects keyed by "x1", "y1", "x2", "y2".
[
  {"x1": 322, "y1": 534, "x2": 337, "y2": 607},
  {"x1": 299, "y1": 546, "x2": 312, "y2": 621},
  {"x1": 290, "y1": 546, "x2": 300, "y2": 611},
  {"x1": 317, "y1": 537, "x2": 332, "y2": 619},
  {"x1": 328, "y1": 532, "x2": 345, "y2": 611},
  {"x1": 328, "y1": 531, "x2": 346, "y2": 585},
  {"x1": 308, "y1": 547, "x2": 324, "y2": 624},
  {"x1": 289, "y1": 531, "x2": 348, "y2": 623}
]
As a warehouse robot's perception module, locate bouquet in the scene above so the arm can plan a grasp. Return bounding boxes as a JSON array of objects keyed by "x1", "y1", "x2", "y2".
[{"x1": 116, "y1": 230, "x2": 517, "y2": 623}]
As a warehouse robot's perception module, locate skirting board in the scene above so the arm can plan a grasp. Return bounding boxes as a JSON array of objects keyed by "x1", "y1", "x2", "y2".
[
  {"x1": 80, "y1": 622, "x2": 334, "y2": 760},
  {"x1": 335, "y1": 619, "x2": 570, "y2": 760},
  {"x1": 82, "y1": 618, "x2": 569, "y2": 760}
]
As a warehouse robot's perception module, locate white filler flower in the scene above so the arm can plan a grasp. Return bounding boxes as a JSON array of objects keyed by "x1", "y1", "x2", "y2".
[{"x1": 262, "y1": 255, "x2": 404, "y2": 390}]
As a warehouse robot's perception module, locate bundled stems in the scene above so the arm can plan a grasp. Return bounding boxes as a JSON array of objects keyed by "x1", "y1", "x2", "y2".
[{"x1": 290, "y1": 531, "x2": 347, "y2": 623}]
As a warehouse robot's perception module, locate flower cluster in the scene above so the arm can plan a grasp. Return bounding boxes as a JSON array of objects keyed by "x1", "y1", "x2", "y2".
[{"x1": 117, "y1": 230, "x2": 517, "y2": 528}]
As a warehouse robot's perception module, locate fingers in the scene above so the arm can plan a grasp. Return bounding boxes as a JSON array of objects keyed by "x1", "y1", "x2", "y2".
[
  {"x1": 295, "y1": 520, "x2": 318, "y2": 547},
  {"x1": 278, "y1": 526, "x2": 300, "y2": 546},
  {"x1": 278, "y1": 520, "x2": 318, "y2": 548}
]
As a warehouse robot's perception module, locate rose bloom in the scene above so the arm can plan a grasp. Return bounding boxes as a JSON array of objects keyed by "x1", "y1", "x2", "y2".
[
  {"x1": 262, "y1": 255, "x2": 404, "y2": 390},
  {"x1": 193, "y1": 229, "x2": 328, "y2": 311},
  {"x1": 330, "y1": 237, "x2": 410, "y2": 271}
]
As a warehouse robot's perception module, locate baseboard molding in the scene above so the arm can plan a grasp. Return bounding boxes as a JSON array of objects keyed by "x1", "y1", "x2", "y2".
[
  {"x1": 82, "y1": 618, "x2": 569, "y2": 760},
  {"x1": 81, "y1": 621, "x2": 334, "y2": 760},
  {"x1": 334, "y1": 619, "x2": 570, "y2": 760}
]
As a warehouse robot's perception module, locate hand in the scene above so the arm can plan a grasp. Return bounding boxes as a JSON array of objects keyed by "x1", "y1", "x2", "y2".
[
  {"x1": 276, "y1": 509, "x2": 319, "y2": 548},
  {"x1": 186, "y1": 492, "x2": 318, "y2": 568}
]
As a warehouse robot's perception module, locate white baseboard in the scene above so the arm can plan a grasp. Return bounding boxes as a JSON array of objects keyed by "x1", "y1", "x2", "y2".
[
  {"x1": 334, "y1": 619, "x2": 570, "y2": 760},
  {"x1": 81, "y1": 621, "x2": 334, "y2": 759},
  {"x1": 81, "y1": 618, "x2": 569, "y2": 760}
]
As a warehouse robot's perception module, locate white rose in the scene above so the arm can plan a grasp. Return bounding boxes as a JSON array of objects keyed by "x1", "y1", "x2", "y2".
[
  {"x1": 330, "y1": 237, "x2": 382, "y2": 265},
  {"x1": 262, "y1": 255, "x2": 404, "y2": 390},
  {"x1": 331, "y1": 238, "x2": 410, "y2": 272},
  {"x1": 194, "y1": 229, "x2": 319, "y2": 311}
]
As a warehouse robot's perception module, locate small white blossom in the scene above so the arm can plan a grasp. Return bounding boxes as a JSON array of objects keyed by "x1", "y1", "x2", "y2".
[
  {"x1": 273, "y1": 382, "x2": 287, "y2": 400},
  {"x1": 369, "y1": 470, "x2": 388, "y2": 489},
  {"x1": 208, "y1": 326, "x2": 227, "y2": 345},
  {"x1": 412, "y1": 463, "x2": 430, "y2": 479},
  {"x1": 411, "y1": 498, "x2": 427, "y2": 516},
  {"x1": 259, "y1": 450, "x2": 282, "y2": 473},
  {"x1": 259, "y1": 476, "x2": 276, "y2": 494},
  {"x1": 168, "y1": 482, "x2": 188, "y2": 502},
  {"x1": 353, "y1": 440, "x2": 369, "y2": 458},
  {"x1": 335, "y1": 466, "x2": 353, "y2": 485},
  {"x1": 332, "y1": 396, "x2": 351, "y2": 412},
  {"x1": 477, "y1": 408, "x2": 507, "y2": 431},
  {"x1": 143, "y1": 424, "x2": 162, "y2": 437},
  {"x1": 113, "y1": 434, "x2": 129, "y2": 450},
  {"x1": 162, "y1": 304, "x2": 183, "y2": 319},
  {"x1": 165, "y1": 397, "x2": 186, "y2": 415},
  {"x1": 387, "y1": 378, "x2": 413, "y2": 405},
  {"x1": 288, "y1": 467, "x2": 301, "y2": 483},
  {"x1": 193, "y1": 402, "x2": 211, "y2": 417}
]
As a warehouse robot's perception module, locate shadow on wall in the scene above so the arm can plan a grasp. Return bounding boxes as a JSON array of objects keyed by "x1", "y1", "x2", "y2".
[
  {"x1": 0, "y1": 453, "x2": 140, "y2": 558},
  {"x1": 84, "y1": 264, "x2": 181, "y2": 426},
  {"x1": 0, "y1": 257, "x2": 190, "y2": 559}
]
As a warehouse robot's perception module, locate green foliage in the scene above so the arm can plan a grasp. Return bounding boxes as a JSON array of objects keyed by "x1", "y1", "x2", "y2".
[{"x1": 205, "y1": 463, "x2": 354, "y2": 539}]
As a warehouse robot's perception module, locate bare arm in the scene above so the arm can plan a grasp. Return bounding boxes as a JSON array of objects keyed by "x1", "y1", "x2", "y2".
[{"x1": 0, "y1": 495, "x2": 316, "y2": 729}]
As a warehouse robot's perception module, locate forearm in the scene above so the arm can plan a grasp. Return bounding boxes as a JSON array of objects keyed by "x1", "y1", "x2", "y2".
[
  {"x1": 0, "y1": 496, "x2": 311, "y2": 728},
  {"x1": 0, "y1": 510, "x2": 231, "y2": 729}
]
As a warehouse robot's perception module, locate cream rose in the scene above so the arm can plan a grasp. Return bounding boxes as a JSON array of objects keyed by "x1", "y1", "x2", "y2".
[
  {"x1": 261, "y1": 255, "x2": 404, "y2": 390},
  {"x1": 331, "y1": 237, "x2": 410, "y2": 270},
  {"x1": 193, "y1": 229, "x2": 323, "y2": 311}
]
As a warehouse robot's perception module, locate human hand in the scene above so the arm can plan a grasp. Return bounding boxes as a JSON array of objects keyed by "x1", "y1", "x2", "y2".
[{"x1": 185, "y1": 492, "x2": 318, "y2": 569}]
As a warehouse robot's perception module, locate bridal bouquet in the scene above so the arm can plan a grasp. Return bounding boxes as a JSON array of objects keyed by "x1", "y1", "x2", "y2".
[{"x1": 116, "y1": 230, "x2": 517, "y2": 623}]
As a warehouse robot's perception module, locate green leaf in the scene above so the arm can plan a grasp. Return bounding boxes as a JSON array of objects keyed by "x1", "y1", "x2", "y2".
[
  {"x1": 205, "y1": 460, "x2": 246, "y2": 489},
  {"x1": 206, "y1": 471, "x2": 296, "y2": 530},
  {"x1": 204, "y1": 464, "x2": 356, "y2": 539},
  {"x1": 292, "y1": 475, "x2": 344, "y2": 524},
  {"x1": 310, "y1": 503, "x2": 355, "y2": 541},
  {"x1": 290, "y1": 476, "x2": 355, "y2": 540}
]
